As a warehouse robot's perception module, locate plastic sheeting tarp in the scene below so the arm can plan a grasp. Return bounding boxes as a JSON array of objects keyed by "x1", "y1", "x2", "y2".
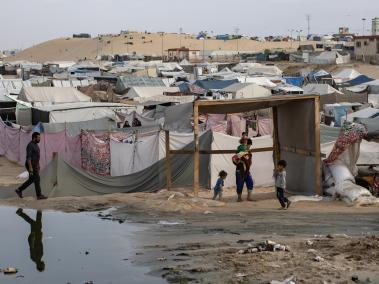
[
  {"x1": 18, "y1": 87, "x2": 91, "y2": 104},
  {"x1": 341, "y1": 75, "x2": 375, "y2": 87},
  {"x1": 283, "y1": 77, "x2": 304, "y2": 87},
  {"x1": 0, "y1": 131, "x2": 213, "y2": 199},
  {"x1": 210, "y1": 132, "x2": 274, "y2": 188},
  {"x1": 194, "y1": 79, "x2": 239, "y2": 91}
]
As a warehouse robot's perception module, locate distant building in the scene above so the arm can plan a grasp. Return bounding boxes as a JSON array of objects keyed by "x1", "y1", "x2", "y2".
[
  {"x1": 339, "y1": 27, "x2": 350, "y2": 34},
  {"x1": 373, "y1": 18, "x2": 379, "y2": 35},
  {"x1": 167, "y1": 48, "x2": 200, "y2": 62},
  {"x1": 354, "y1": 35, "x2": 379, "y2": 62}
]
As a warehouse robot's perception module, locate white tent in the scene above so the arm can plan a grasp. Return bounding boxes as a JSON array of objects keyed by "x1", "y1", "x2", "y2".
[
  {"x1": 127, "y1": 87, "x2": 180, "y2": 99},
  {"x1": 232, "y1": 63, "x2": 262, "y2": 73},
  {"x1": 18, "y1": 87, "x2": 91, "y2": 104},
  {"x1": 333, "y1": 69, "x2": 361, "y2": 83},
  {"x1": 222, "y1": 83, "x2": 271, "y2": 99},
  {"x1": 238, "y1": 76, "x2": 277, "y2": 88},
  {"x1": 303, "y1": 84, "x2": 343, "y2": 95},
  {"x1": 345, "y1": 107, "x2": 379, "y2": 122},
  {"x1": 35, "y1": 102, "x2": 135, "y2": 123},
  {"x1": 247, "y1": 65, "x2": 283, "y2": 77}
]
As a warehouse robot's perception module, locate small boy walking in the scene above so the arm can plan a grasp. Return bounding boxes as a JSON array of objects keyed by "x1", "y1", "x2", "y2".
[
  {"x1": 213, "y1": 171, "x2": 227, "y2": 200},
  {"x1": 273, "y1": 160, "x2": 291, "y2": 209}
]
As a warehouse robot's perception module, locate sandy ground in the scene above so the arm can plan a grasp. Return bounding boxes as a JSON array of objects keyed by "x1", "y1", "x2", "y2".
[
  {"x1": 9, "y1": 32, "x2": 316, "y2": 62},
  {"x1": 1, "y1": 156, "x2": 379, "y2": 283}
]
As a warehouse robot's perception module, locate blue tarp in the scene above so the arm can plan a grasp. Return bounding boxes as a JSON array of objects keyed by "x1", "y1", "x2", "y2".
[
  {"x1": 284, "y1": 76, "x2": 304, "y2": 87},
  {"x1": 341, "y1": 75, "x2": 375, "y2": 87},
  {"x1": 194, "y1": 79, "x2": 238, "y2": 91}
]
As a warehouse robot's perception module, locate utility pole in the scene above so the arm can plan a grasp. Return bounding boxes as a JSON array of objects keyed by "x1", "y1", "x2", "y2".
[
  {"x1": 160, "y1": 32, "x2": 164, "y2": 61},
  {"x1": 179, "y1": 27, "x2": 183, "y2": 47},
  {"x1": 362, "y1": 18, "x2": 366, "y2": 35},
  {"x1": 234, "y1": 27, "x2": 240, "y2": 54},
  {"x1": 306, "y1": 14, "x2": 311, "y2": 37},
  {"x1": 288, "y1": 29, "x2": 295, "y2": 49}
]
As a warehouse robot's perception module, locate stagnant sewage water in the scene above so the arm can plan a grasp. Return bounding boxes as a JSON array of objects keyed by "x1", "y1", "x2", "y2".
[{"x1": 0, "y1": 206, "x2": 164, "y2": 284}]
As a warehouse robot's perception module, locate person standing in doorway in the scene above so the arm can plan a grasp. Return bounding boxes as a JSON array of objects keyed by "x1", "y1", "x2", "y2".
[{"x1": 15, "y1": 132, "x2": 47, "y2": 200}]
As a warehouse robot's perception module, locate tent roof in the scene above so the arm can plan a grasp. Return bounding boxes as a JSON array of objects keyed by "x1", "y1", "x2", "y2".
[
  {"x1": 333, "y1": 68, "x2": 361, "y2": 80},
  {"x1": 127, "y1": 86, "x2": 180, "y2": 98},
  {"x1": 194, "y1": 79, "x2": 239, "y2": 90},
  {"x1": 247, "y1": 65, "x2": 283, "y2": 76},
  {"x1": 116, "y1": 76, "x2": 166, "y2": 92},
  {"x1": 196, "y1": 94, "x2": 318, "y2": 114},
  {"x1": 346, "y1": 107, "x2": 379, "y2": 121},
  {"x1": 34, "y1": 102, "x2": 133, "y2": 112},
  {"x1": 303, "y1": 84, "x2": 343, "y2": 95},
  {"x1": 341, "y1": 75, "x2": 375, "y2": 87},
  {"x1": 18, "y1": 87, "x2": 91, "y2": 104}
]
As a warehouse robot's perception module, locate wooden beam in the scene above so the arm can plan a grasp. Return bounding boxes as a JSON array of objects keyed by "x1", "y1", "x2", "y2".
[
  {"x1": 170, "y1": 147, "x2": 274, "y2": 155},
  {"x1": 272, "y1": 106, "x2": 280, "y2": 165},
  {"x1": 280, "y1": 146, "x2": 316, "y2": 157},
  {"x1": 165, "y1": 130, "x2": 172, "y2": 191},
  {"x1": 193, "y1": 103, "x2": 200, "y2": 197},
  {"x1": 314, "y1": 97, "x2": 322, "y2": 196}
]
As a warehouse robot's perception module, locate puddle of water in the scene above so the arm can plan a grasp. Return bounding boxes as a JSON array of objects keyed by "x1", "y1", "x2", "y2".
[{"x1": 0, "y1": 206, "x2": 164, "y2": 284}]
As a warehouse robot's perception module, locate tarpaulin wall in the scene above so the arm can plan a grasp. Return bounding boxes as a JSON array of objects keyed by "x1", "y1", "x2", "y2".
[{"x1": 0, "y1": 131, "x2": 212, "y2": 199}]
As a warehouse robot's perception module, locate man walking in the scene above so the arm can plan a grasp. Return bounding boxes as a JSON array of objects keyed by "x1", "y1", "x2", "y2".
[{"x1": 15, "y1": 132, "x2": 47, "y2": 200}]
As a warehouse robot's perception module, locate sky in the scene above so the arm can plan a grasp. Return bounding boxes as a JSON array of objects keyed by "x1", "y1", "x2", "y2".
[{"x1": 1, "y1": 0, "x2": 378, "y2": 50}]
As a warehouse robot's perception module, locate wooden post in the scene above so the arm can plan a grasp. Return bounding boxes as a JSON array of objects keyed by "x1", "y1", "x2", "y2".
[
  {"x1": 193, "y1": 102, "x2": 200, "y2": 196},
  {"x1": 165, "y1": 130, "x2": 172, "y2": 191},
  {"x1": 314, "y1": 97, "x2": 322, "y2": 196},
  {"x1": 272, "y1": 106, "x2": 280, "y2": 165}
]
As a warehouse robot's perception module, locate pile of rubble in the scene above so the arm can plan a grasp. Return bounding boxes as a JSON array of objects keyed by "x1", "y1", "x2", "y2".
[{"x1": 238, "y1": 240, "x2": 290, "y2": 254}]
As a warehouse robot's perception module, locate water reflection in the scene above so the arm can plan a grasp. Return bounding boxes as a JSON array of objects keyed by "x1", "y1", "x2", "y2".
[{"x1": 16, "y1": 208, "x2": 45, "y2": 272}]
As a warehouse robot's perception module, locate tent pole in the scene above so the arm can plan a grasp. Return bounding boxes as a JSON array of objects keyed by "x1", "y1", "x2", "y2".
[
  {"x1": 193, "y1": 103, "x2": 200, "y2": 196},
  {"x1": 272, "y1": 106, "x2": 280, "y2": 165},
  {"x1": 314, "y1": 97, "x2": 322, "y2": 196},
  {"x1": 165, "y1": 130, "x2": 172, "y2": 191}
]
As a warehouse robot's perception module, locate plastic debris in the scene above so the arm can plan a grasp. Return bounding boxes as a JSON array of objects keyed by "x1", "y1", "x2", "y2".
[
  {"x1": 203, "y1": 211, "x2": 214, "y2": 215},
  {"x1": 306, "y1": 240, "x2": 314, "y2": 246},
  {"x1": 3, "y1": 267, "x2": 18, "y2": 274},
  {"x1": 237, "y1": 240, "x2": 289, "y2": 254},
  {"x1": 235, "y1": 273, "x2": 248, "y2": 278},
  {"x1": 313, "y1": 256, "x2": 324, "y2": 262},
  {"x1": 157, "y1": 257, "x2": 167, "y2": 261},
  {"x1": 270, "y1": 275, "x2": 296, "y2": 284}
]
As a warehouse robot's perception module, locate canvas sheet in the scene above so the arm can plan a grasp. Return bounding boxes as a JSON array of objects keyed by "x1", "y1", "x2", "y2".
[
  {"x1": 110, "y1": 132, "x2": 160, "y2": 176},
  {"x1": 227, "y1": 115, "x2": 246, "y2": 137},
  {"x1": 257, "y1": 117, "x2": 273, "y2": 136},
  {"x1": 164, "y1": 103, "x2": 193, "y2": 133},
  {"x1": 42, "y1": 118, "x2": 116, "y2": 137},
  {"x1": 211, "y1": 132, "x2": 274, "y2": 189},
  {"x1": 49, "y1": 108, "x2": 116, "y2": 123}
]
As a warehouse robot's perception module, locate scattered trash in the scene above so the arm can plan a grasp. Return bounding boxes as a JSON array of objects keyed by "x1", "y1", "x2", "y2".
[
  {"x1": 85, "y1": 251, "x2": 90, "y2": 255},
  {"x1": 157, "y1": 257, "x2": 167, "y2": 261},
  {"x1": 235, "y1": 272, "x2": 248, "y2": 278},
  {"x1": 158, "y1": 221, "x2": 186, "y2": 226},
  {"x1": 203, "y1": 211, "x2": 214, "y2": 215},
  {"x1": 3, "y1": 267, "x2": 18, "y2": 274},
  {"x1": 270, "y1": 275, "x2": 296, "y2": 284},
  {"x1": 313, "y1": 255, "x2": 324, "y2": 262},
  {"x1": 352, "y1": 275, "x2": 359, "y2": 282},
  {"x1": 306, "y1": 240, "x2": 314, "y2": 246},
  {"x1": 237, "y1": 240, "x2": 289, "y2": 254}
]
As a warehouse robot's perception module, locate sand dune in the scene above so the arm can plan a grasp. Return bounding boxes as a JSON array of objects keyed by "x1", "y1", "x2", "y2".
[{"x1": 9, "y1": 32, "x2": 315, "y2": 63}]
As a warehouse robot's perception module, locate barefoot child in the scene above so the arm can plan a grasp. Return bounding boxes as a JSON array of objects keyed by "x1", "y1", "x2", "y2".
[
  {"x1": 273, "y1": 160, "x2": 291, "y2": 209},
  {"x1": 213, "y1": 171, "x2": 227, "y2": 200}
]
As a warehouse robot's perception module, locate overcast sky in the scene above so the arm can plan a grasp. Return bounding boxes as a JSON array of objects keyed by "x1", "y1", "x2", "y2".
[{"x1": 1, "y1": 0, "x2": 378, "y2": 50}]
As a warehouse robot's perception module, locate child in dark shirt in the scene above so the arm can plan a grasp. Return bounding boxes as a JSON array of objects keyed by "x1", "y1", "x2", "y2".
[{"x1": 213, "y1": 170, "x2": 227, "y2": 201}]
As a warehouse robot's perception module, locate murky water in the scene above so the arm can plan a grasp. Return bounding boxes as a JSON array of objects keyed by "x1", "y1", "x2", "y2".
[{"x1": 0, "y1": 206, "x2": 164, "y2": 284}]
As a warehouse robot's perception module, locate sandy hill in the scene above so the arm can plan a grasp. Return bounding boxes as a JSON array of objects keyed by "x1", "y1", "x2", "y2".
[{"x1": 10, "y1": 32, "x2": 314, "y2": 63}]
